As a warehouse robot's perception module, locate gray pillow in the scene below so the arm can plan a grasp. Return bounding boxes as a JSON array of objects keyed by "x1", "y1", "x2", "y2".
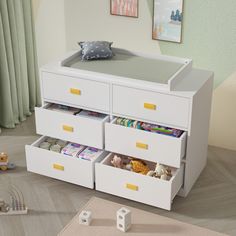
[{"x1": 79, "y1": 41, "x2": 114, "y2": 61}]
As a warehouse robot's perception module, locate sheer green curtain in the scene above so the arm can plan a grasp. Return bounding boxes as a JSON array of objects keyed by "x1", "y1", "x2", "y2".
[{"x1": 0, "y1": 0, "x2": 41, "y2": 128}]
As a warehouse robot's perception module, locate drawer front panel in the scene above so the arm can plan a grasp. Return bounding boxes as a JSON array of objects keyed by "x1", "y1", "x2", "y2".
[
  {"x1": 105, "y1": 121, "x2": 187, "y2": 168},
  {"x1": 95, "y1": 154, "x2": 184, "y2": 210},
  {"x1": 35, "y1": 106, "x2": 108, "y2": 149},
  {"x1": 42, "y1": 72, "x2": 110, "y2": 112},
  {"x1": 112, "y1": 85, "x2": 190, "y2": 129},
  {"x1": 25, "y1": 142, "x2": 96, "y2": 188}
]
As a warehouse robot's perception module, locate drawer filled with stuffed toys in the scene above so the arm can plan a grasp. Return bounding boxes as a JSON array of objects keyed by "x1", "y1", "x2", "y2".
[
  {"x1": 95, "y1": 152, "x2": 184, "y2": 210},
  {"x1": 109, "y1": 154, "x2": 175, "y2": 180}
]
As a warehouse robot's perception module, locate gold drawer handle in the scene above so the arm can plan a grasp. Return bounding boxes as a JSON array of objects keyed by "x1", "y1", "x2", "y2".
[
  {"x1": 126, "y1": 183, "x2": 138, "y2": 191},
  {"x1": 144, "y1": 103, "x2": 156, "y2": 110},
  {"x1": 53, "y1": 164, "x2": 64, "y2": 171},
  {"x1": 136, "y1": 142, "x2": 148, "y2": 150},
  {"x1": 63, "y1": 125, "x2": 74, "y2": 133},
  {"x1": 70, "y1": 88, "x2": 81, "y2": 95}
]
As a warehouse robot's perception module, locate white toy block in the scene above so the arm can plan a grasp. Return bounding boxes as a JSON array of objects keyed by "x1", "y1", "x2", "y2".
[
  {"x1": 79, "y1": 210, "x2": 92, "y2": 226},
  {"x1": 116, "y1": 207, "x2": 131, "y2": 232}
]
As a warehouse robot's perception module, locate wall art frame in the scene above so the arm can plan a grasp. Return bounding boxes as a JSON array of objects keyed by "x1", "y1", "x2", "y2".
[
  {"x1": 152, "y1": 0, "x2": 184, "y2": 43},
  {"x1": 110, "y1": 0, "x2": 139, "y2": 18}
]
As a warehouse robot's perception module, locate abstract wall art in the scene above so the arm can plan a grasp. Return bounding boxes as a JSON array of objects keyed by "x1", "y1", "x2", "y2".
[
  {"x1": 110, "y1": 0, "x2": 138, "y2": 18},
  {"x1": 153, "y1": 0, "x2": 184, "y2": 43}
]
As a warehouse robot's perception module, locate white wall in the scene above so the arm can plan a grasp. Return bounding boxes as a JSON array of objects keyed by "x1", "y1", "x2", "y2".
[
  {"x1": 33, "y1": 0, "x2": 67, "y2": 67},
  {"x1": 64, "y1": 0, "x2": 161, "y2": 54}
]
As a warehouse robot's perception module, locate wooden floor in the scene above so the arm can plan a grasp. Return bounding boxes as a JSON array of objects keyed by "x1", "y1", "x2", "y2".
[{"x1": 0, "y1": 115, "x2": 236, "y2": 236}]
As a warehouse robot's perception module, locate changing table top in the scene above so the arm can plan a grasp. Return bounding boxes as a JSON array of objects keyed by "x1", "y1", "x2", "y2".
[{"x1": 64, "y1": 51, "x2": 185, "y2": 85}]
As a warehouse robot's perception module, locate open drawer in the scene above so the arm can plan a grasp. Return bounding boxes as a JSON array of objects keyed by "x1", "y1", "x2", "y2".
[
  {"x1": 35, "y1": 104, "x2": 109, "y2": 149},
  {"x1": 25, "y1": 136, "x2": 108, "y2": 189},
  {"x1": 95, "y1": 153, "x2": 184, "y2": 210},
  {"x1": 105, "y1": 118, "x2": 187, "y2": 168}
]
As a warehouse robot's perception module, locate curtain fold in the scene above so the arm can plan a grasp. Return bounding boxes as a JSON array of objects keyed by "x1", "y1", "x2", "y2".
[{"x1": 0, "y1": 0, "x2": 41, "y2": 128}]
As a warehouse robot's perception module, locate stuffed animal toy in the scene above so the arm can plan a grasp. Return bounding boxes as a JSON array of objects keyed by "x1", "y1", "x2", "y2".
[
  {"x1": 160, "y1": 174, "x2": 168, "y2": 180},
  {"x1": 130, "y1": 159, "x2": 150, "y2": 175},
  {"x1": 0, "y1": 199, "x2": 9, "y2": 213},
  {"x1": 155, "y1": 163, "x2": 166, "y2": 176},
  {"x1": 146, "y1": 170, "x2": 155, "y2": 176},
  {"x1": 124, "y1": 163, "x2": 132, "y2": 171},
  {"x1": 111, "y1": 155, "x2": 123, "y2": 168},
  {"x1": 146, "y1": 163, "x2": 172, "y2": 180},
  {"x1": 165, "y1": 167, "x2": 172, "y2": 178},
  {"x1": 0, "y1": 152, "x2": 15, "y2": 171},
  {"x1": 122, "y1": 156, "x2": 133, "y2": 171}
]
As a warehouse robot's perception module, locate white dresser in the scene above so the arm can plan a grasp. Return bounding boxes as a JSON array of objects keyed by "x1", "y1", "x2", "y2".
[{"x1": 25, "y1": 48, "x2": 213, "y2": 210}]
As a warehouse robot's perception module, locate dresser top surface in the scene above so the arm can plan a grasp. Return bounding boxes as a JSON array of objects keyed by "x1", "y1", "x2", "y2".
[
  {"x1": 64, "y1": 52, "x2": 183, "y2": 85},
  {"x1": 41, "y1": 49, "x2": 213, "y2": 97}
]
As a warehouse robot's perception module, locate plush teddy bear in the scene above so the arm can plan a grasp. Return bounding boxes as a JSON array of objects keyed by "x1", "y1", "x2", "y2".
[
  {"x1": 111, "y1": 155, "x2": 123, "y2": 168},
  {"x1": 147, "y1": 163, "x2": 172, "y2": 180},
  {"x1": 155, "y1": 163, "x2": 166, "y2": 176}
]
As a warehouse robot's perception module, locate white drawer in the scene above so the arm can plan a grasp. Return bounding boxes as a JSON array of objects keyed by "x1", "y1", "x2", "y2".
[
  {"x1": 42, "y1": 72, "x2": 110, "y2": 112},
  {"x1": 95, "y1": 153, "x2": 184, "y2": 210},
  {"x1": 35, "y1": 104, "x2": 109, "y2": 149},
  {"x1": 112, "y1": 85, "x2": 190, "y2": 129},
  {"x1": 25, "y1": 136, "x2": 107, "y2": 189},
  {"x1": 105, "y1": 118, "x2": 187, "y2": 168}
]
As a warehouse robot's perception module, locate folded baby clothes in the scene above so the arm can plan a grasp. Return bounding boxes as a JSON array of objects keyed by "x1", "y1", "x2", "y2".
[
  {"x1": 76, "y1": 110, "x2": 107, "y2": 121},
  {"x1": 116, "y1": 117, "x2": 184, "y2": 138},
  {"x1": 50, "y1": 144, "x2": 62, "y2": 153},
  {"x1": 141, "y1": 123, "x2": 183, "y2": 137},
  {"x1": 61, "y1": 143, "x2": 86, "y2": 157},
  {"x1": 56, "y1": 139, "x2": 68, "y2": 148},
  {"x1": 45, "y1": 137, "x2": 57, "y2": 145},
  {"x1": 77, "y1": 147, "x2": 103, "y2": 161},
  {"x1": 48, "y1": 104, "x2": 80, "y2": 115},
  {"x1": 39, "y1": 141, "x2": 51, "y2": 150}
]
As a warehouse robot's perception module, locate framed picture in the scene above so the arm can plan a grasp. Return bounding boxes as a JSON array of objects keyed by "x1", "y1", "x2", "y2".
[
  {"x1": 152, "y1": 0, "x2": 184, "y2": 43},
  {"x1": 110, "y1": 0, "x2": 138, "y2": 18}
]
